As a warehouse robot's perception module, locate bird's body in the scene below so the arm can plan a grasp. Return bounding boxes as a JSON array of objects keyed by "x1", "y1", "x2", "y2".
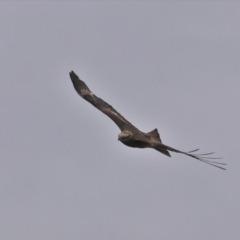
[
  {"x1": 118, "y1": 130, "x2": 152, "y2": 148},
  {"x1": 70, "y1": 71, "x2": 226, "y2": 170}
]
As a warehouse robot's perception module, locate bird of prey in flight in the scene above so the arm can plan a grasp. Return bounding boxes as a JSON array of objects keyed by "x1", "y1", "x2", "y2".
[{"x1": 70, "y1": 71, "x2": 226, "y2": 170}]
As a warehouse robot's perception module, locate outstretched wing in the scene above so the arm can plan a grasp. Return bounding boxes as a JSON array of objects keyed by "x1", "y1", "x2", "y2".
[
  {"x1": 155, "y1": 144, "x2": 226, "y2": 170},
  {"x1": 70, "y1": 71, "x2": 139, "y2": 131}
]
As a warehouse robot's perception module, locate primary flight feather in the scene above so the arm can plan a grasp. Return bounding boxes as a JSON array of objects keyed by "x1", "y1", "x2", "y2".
[{"x1": 70, "y1": 71, "x2": 226, "y2": 170}]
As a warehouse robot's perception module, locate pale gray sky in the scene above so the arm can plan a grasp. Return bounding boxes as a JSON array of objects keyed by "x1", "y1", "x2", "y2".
[{"x1": 1, "y1": 2, "x2": 240, "y2": 240}]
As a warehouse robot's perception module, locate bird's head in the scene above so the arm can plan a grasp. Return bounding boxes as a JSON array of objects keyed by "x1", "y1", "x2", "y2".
[{"x1": 118, "y1": 131, "x2": 133, "y2": 142}]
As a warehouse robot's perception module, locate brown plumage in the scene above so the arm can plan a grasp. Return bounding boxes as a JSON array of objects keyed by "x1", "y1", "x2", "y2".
[{"x1": 70, "y1": 71, "x2": 226, "y2": 170}]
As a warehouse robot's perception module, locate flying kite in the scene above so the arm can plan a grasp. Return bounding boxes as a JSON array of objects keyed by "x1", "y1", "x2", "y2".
[{"x1": 70, "y1": 71, "x2": 226, "y2": 170}]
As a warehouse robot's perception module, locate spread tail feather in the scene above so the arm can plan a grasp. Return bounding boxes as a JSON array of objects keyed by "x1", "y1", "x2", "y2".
[{"x1": 154, "y1": 143, "x2": 226, "y2": 170}]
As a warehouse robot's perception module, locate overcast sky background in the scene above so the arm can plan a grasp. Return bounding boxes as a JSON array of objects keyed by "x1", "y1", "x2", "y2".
[{"x1": 1, "y1": 2, "x2": 240, "y2": 240}]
